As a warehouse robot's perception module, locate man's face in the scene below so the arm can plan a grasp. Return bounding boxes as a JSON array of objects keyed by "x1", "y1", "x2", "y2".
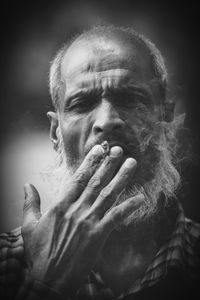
[{"x1": 57, "y1": 35, "x2": 161, "y2": 180}]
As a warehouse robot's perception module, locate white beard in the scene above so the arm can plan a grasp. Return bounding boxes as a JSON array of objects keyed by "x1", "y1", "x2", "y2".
[{"x1": 43, "y1": 114, "x2": 184, "y2": 227}]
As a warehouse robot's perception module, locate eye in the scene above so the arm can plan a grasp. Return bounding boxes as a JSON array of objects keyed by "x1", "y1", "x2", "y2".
[
  {"x1": 130, "y1": 94, "x2": 153, "y2": 111},
  {"x1": 114, "y1": 92, "x2": 147, "y2": 109},
  {"x1": 65, "y1": 95, "x2": 97, "y2": 113}
]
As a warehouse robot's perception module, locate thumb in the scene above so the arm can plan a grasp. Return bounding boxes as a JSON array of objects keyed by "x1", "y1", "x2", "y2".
[{"x1": 23, "y1": 183, "x2": 42, "y2": 227}]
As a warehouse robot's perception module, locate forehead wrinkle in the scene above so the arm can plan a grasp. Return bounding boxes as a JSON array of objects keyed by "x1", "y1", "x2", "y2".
[
  {"x1": 64, "y1": 70, "x2": 130, "y2": 99},
  {"x1": 66, "y1": 57, "x2": 139, "y2": 78},
  {"x1": 61, "y1": 36, "x2": 154, "y2": 82},
  {"x1": 64, "y1": 81, "x2": 153, "y2": 104},
  {"x1": 64, "y1": 69, "x2": 149, "y2": 96}
]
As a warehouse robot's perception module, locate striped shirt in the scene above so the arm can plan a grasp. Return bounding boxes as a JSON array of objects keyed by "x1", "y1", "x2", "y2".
[{"x1": 0, "y1": 203, "x2": 200, "y2": 299}]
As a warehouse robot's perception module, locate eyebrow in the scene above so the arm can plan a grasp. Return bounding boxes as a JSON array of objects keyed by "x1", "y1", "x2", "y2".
[{"x1": 105, "y1": 84, "x2": 153, "y2": 99}]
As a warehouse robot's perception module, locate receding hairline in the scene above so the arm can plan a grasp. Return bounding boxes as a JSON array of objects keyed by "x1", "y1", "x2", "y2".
[
  {"x1": 62, "y1": 26, "x2": 157, "y2": 65},
  {"x1": 49, "y1": 25, "x2": 168, "y2": 110}
]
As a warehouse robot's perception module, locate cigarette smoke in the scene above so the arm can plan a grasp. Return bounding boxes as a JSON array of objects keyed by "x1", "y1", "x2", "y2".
[{"x1": 43, "y1": 111, "x2": 188, "y2": 228}]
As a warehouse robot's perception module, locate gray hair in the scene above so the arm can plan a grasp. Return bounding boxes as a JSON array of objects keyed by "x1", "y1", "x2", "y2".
[{"x1": 49, "y1": 25, "x2": 168, "y2": 110}]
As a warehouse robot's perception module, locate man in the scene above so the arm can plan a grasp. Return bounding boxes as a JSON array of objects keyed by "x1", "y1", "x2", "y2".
[{"x1": 0, "y1": 25, "x2": 200, "y2": 299}]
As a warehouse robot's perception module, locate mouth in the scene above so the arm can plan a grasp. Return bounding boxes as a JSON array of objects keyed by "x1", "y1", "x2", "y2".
[
  {"x1": 85, "y1": 139, "x2": 140, "y2": 159},
  {"x1": 107, "y1": 141, "x2": 133, "y2": 156}
]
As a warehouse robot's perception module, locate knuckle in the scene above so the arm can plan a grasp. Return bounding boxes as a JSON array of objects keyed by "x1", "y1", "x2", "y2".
[
  {"x1": 23, "y1": 198, "x2": 32, "y2": 212},
  {"x1": 73, "y1": 171, "x2": 88, "y2": 188},
  {"x1": 88, "y1": 152, "x2": 102, "y2": 166},
  {"x1": 64, "y1": 212, "x2": 77, "y2": 227},
  {"x1": 77, "y1": 211, "x2": 97, "y2": 227},
  {"x1": 110, "y1": 207, "x2": 121, "y2": 222},
  {"x1": 76, "y1": 216, "x2": 93, "y2": 233},
  {"x1": 119, "y1": 170, "x2": 130, "y2": 179},
  {"x1": 104, "y1": 155, "x2": 115, "y2": 166},
  {"x1": 87, "y1": 176, "x2": 101, "y2": 190},
  {"x1": 99, "y1": 187, "x2": 115, "y2": 199},
  {"x1": 52, "y1": 204, "x2": 65, "y2": 219}
]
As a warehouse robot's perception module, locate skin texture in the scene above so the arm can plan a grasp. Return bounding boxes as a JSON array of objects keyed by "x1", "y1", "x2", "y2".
[
  {"x1": 23, "y1": 147, "x2": 143, "y2": 296},
  {"x1": 22, "y1": 33, "x2": 164, "y2": 297},
  {"x1": 56, "y1": 36, "x2": 161, "y2": 170}
]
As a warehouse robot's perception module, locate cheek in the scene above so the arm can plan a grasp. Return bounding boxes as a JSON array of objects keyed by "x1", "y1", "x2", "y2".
[
  {"x1": 125, "y1": 110, "x2": 156, "y2": 136},
  {"x1": 59, "y1": 114, "x2": 92, "y2": 164},
  {"x1": 123, "y1": 109, "x2": 160, "y2": 159},
  {"x1": 62, "y1": 123, "x2": 80, "y2": 161}
]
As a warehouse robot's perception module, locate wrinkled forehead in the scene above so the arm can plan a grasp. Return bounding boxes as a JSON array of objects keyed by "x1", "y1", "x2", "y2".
[{"x1": 61, "y1": 35, "x2": 154, "y2": 83}]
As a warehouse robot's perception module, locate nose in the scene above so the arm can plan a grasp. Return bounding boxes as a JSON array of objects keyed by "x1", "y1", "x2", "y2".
[{"x1": 92, "y1": 100, "x2": 125, "y2": 135}]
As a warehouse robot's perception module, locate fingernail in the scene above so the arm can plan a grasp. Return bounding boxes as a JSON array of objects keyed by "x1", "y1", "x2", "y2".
[
  {"x1": 110, "y1": 146, "x2": 123, "y2": 157},
  {"x1": 124, "y1": 158, "x2": 137, "y2": 168}
]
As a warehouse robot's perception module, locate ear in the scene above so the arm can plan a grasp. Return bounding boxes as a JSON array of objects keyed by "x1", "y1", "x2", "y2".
[
  {"x1": 162, "y1": 101, "x2": 175, "y2": 122},
  {"x1": 47, "y1": 111, "x2": 59, "y2": 150}
]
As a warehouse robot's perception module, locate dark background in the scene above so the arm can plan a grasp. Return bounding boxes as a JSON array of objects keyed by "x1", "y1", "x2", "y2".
[{"x1": 0, "y1": 0, "x2": 200, "y2": 231}]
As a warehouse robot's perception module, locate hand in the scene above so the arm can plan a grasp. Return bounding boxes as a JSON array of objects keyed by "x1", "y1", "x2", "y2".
[{"x1": 22, "y1": 145, "x2": 144, "y2": 296}]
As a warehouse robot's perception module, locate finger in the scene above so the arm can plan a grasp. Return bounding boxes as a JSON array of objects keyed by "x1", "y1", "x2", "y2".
[
  {"x1": 23, "y1": 183, "x2": 41, "y2": 228},
  {"x1": 76, "y1": 146, "x2": 123, "y2": 207},
  {"x1": 57, "y1": 144, "x2": 107, "y2": 210},
  {"x1": 90, "y1": 157, "x2": 137, "y2": 217},
  {"x1": 101, "y1": 194, "x2": 144, "y2": 234}
]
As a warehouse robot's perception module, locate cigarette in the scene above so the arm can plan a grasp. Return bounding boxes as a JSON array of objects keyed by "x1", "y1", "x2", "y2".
[{"x1": 101, "y1": 141, "x2": 109, "y2": 157}]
